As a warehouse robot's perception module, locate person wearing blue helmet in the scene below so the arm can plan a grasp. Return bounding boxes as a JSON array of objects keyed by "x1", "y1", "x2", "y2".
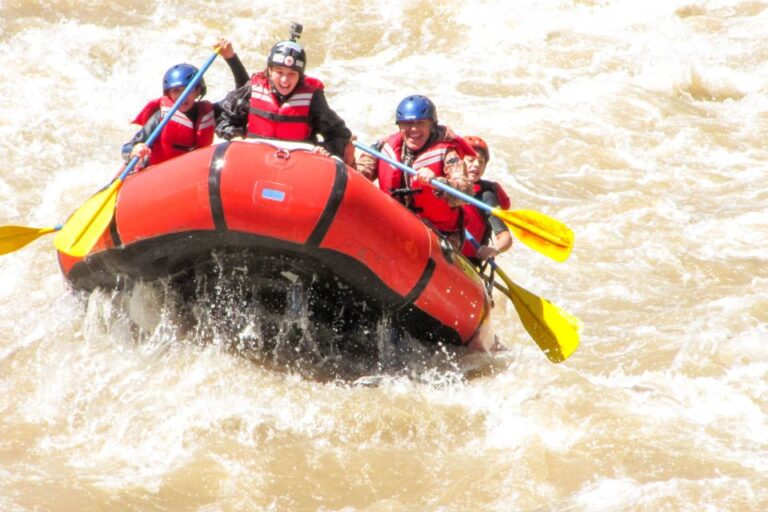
[
  {"x1": 122, "y1": 38, "x2": 250, "y2": 168},
  {"x1": 356, "y1": 95, "x2": 476, "y2": 247},
  {"x1": 215, "y1": 23, "x2": 354, "y2": 165}
]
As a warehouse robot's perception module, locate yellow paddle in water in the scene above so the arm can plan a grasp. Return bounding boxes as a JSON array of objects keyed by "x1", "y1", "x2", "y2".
[
  {"x1": 0, "y1": 225, "x2": 61, "y2": 255},
  {"x1": 493, "y1": 265, "x2": 580, "y2": 362},
  {"x1": 354, "y1": 141, "x2": 574, "y2": 262},
  {"x1": 55, "y1": 50, "x2": 221, "y2": 258},
  {"x1": 464, "y1": 230, "x2": 579, "y2": 362}
]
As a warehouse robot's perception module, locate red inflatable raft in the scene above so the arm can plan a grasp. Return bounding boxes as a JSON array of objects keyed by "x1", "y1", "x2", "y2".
[{"x1": 57, "y1": 140, "x2": 493, "y2": 350}]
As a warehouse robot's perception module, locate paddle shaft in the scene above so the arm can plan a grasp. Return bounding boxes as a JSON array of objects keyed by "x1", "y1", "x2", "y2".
[
  {"x1": 464, "y1": 229, "x2": 499, "y2": 270},
  {"x1": 354, "y1": 141, "x2": 495, "y2": 214},
  {"x1": 118, "y1": 50, "x2": 220, "y2": 182}
]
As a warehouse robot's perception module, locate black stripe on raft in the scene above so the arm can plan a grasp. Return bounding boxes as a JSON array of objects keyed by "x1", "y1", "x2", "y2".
[
  {"x1": 208, "y1": 142, "x2": 232, "y2": 231},
  {"x1": 398, "y1": 257, "x2": 436, "y2": 310},
  {"x1": 305, "y1": 159, "x2": 348, "y2": 247},
  {"x1": 109, "y1": 215, "x2": 121, "y2": 247}
]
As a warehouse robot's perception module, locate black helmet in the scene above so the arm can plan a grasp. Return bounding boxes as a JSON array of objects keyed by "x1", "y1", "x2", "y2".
[
  {"x1": 162, "y1": 63, "x2": 206, "y2": 97},
  {"x1": 267, "y1": 40, "x2": 307, "y2": 73},
  {"x1": 267, "y1": 23, "x2": 306, "y2": 74}
]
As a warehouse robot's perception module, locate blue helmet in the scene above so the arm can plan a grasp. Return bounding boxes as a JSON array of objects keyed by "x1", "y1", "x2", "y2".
[
  {"x1": 395, "y1": 95, "x2": 437, "y2": 124},
  {"x1": 162, "y1": 63, "x2": 206, "y2": 97}
]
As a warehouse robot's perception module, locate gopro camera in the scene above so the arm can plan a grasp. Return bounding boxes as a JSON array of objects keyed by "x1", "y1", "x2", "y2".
[{"x1": 289, "y1": 22, "x2": 303, "y2": 41}]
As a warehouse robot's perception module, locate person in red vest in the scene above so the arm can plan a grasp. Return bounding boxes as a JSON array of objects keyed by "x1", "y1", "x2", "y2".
[
  {"x1": 122, "y1": 38, "x2": 249, "y2": 168},
  {"x1": 356, "y1": 95, "x2": 475, "y2": 248},
  {"x1": 460, "y1": 135, "x2": 513, "y2": 265},
  {"x1": 215, "y1": 24, "x2": 354, "y2": 166}
]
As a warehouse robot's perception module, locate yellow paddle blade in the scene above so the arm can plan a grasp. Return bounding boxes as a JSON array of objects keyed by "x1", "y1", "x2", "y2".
[
  {"x1": 493, "y1": 208, "x2": 574, "y2": 262},
  {"x1": 0, "y1": 225, "x2": 58, "y2": 255},
  {"x1": 55, "y1": 179, "x2": 123, "y2": 257},
  {"x1": 495, "y1": 266, "x2": 581, "y2": 363}
]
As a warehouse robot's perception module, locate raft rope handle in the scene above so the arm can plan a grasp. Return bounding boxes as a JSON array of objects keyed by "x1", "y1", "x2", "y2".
[{"x1": 274, "y1": 148, "x2": 291, "y2": 160}]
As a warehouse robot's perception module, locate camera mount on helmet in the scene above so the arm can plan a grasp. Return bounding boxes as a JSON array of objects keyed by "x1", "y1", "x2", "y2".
[{"x1": 289, "y1": 22, "x2": 303, "y2": 42}]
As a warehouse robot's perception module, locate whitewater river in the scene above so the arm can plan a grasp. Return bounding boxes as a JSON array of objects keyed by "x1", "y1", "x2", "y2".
[{"x1": 1, "y1": 1, "x2": 766, "y2": 510}]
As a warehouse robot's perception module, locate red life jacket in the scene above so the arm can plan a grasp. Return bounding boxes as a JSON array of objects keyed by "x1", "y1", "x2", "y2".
[
  {"x1": 461, "y1": 180, "x2": 511, "y2": 259},
  {"x1": 246, "y1": 72, "x2": 323, "y2": 141},
  {"x1": 377, "y1": 132, "x2": 475, "y2": 233},
  {"x1": 132, "y1": 96, "x2": 215, "y2": 166}
]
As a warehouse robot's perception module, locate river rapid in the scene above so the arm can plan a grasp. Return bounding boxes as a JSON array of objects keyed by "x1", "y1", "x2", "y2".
[{"x1": 0, "y1": 1, "x2": 766, "y2": 510}]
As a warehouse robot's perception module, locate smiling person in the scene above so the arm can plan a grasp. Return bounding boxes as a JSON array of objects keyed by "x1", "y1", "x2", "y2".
[
  {"x1": 121, "y1": 38, "x2": 249, "y2": 168},
  {"x1": 356, "y1": 95, "x2": 476, "y2": 248},
  {"x1": 459, "y1": 135, "x2": 513, "y2": 265},
  {"x1": 215, "y1": 24, "x2": 354, "y2": 165}
]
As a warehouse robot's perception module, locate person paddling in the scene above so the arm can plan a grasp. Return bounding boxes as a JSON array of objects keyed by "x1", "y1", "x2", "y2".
[
  {"x1": 355, "y1": 95, "x2": 475, "y2": 249},
  {"x1": 460, "y1": 135, "x2": 513, "y2": 265},
  {"x1": 121, "y1": 38, "x2": 249, "y2": 168},
  {"x1": 215, "y1": 23, "x2": 354, "y2": 165}
]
